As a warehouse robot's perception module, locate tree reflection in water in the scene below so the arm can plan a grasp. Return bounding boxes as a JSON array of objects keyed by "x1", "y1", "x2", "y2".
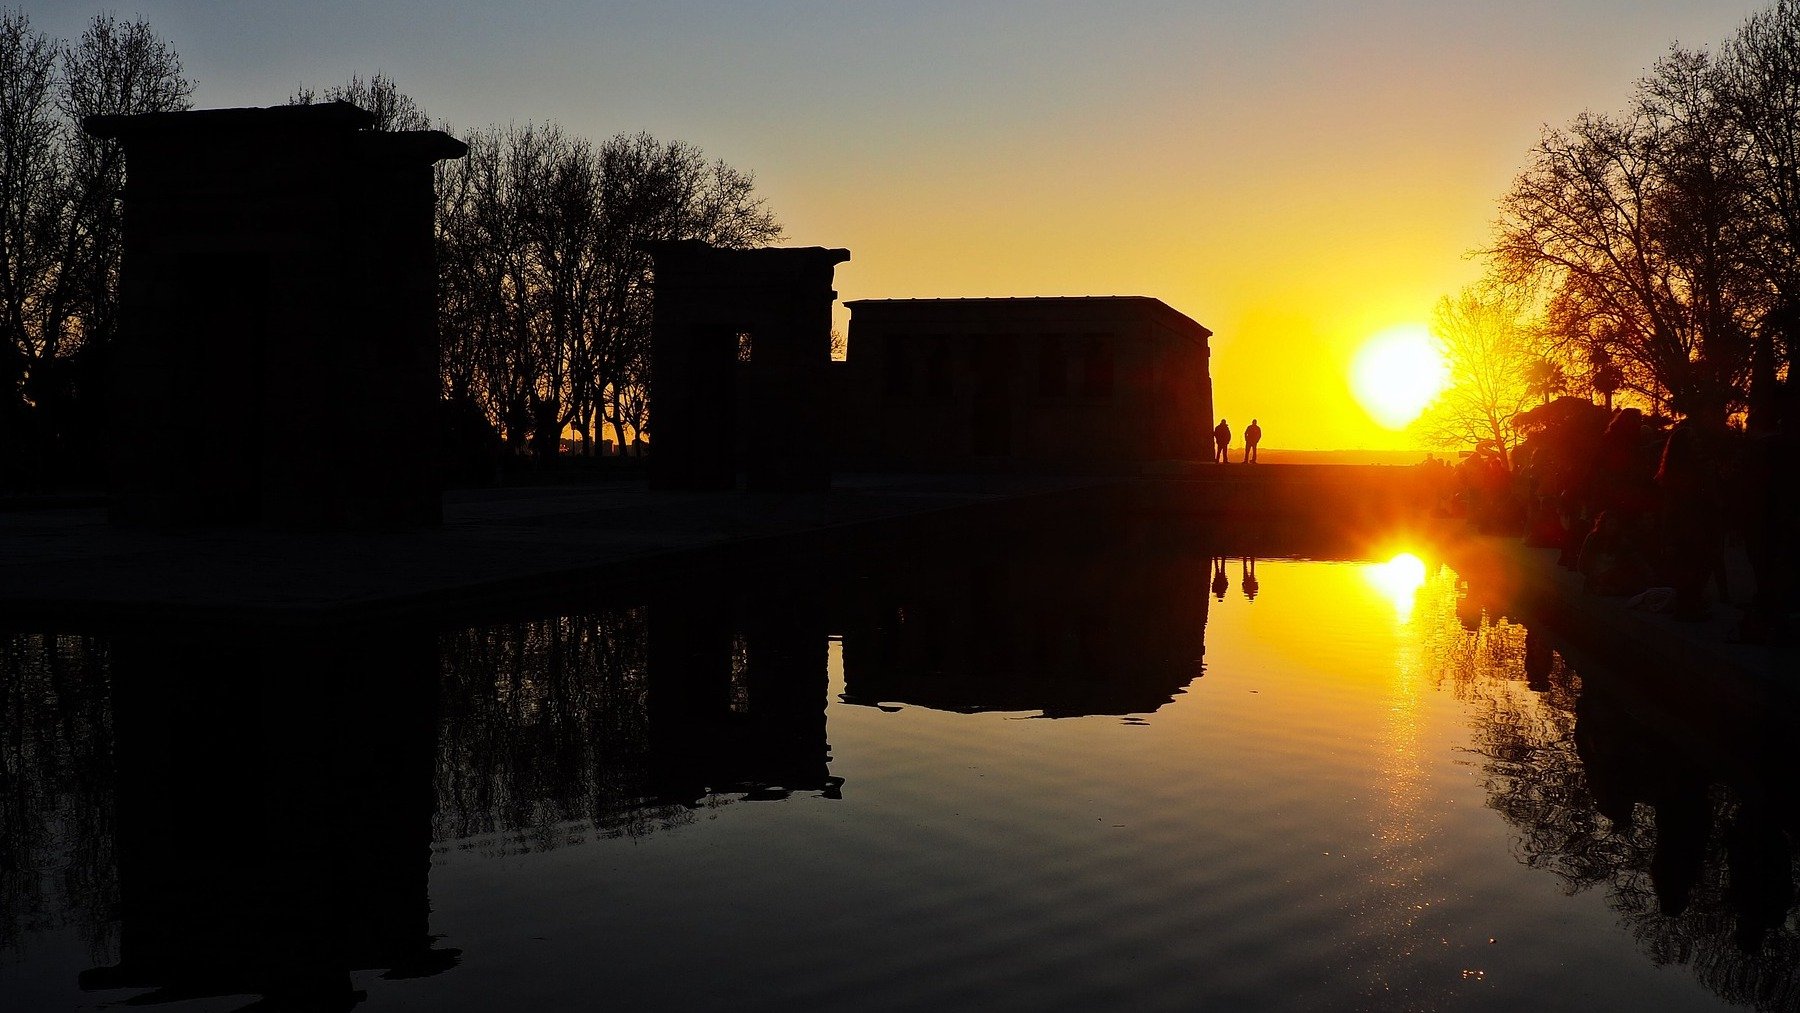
[
  {"x1": 1411, "y1": 564, "x2": 1800, "y2": 1012},
  {"x1": 1, "y1": 594, "x2": 834, "y2": 1008},
  {"x1": 0, "y1": 633, "x2": 117, "y2": 966},
  {"x1": 9, "y1": 539, "x2": 1800, "y2": 1010},
  {"x1": 436, "y1": 587, "x2": 839, "y2": 859},
  {"x1": 435, "y1": 608, "x2": 684, "y2": 854}
]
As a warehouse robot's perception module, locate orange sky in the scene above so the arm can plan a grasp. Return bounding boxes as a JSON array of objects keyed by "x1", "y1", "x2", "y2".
[{"x1": 42, "y1": 1, "x2": 1768, "y2": 449}]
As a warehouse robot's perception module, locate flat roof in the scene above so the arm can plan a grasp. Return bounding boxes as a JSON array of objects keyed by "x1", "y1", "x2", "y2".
[
  {"x1": 86, "y1": 101, "x2": 375, "y2": 137},
  {"x1": 844, "y1": 296, "x2": 1211, "y2": 339},
  {"x1": 85, "y1": 102, "x2": 468, "y2": 162}
]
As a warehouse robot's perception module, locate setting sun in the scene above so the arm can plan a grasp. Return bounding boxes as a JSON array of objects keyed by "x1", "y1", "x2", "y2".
[{"x1": 1350, "y1": 325, "x2": 1450, "y2": 430}]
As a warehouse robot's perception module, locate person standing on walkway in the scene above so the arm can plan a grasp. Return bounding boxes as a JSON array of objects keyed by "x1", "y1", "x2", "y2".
[
  {"x1": 1244, "y1": 419, "x2": 1262, "y2": 463},
  {"x1": 1213, "y1": 418, "x2": 1231, "y2": 463}
]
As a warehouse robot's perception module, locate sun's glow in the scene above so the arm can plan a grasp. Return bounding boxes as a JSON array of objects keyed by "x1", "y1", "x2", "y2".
[
  {"x1": 1351, "y1": 325, "x2": 1450, "y2": 430},
  {"x1": 1364, "y1": 552, "x2": 1429, "y2": 620}
]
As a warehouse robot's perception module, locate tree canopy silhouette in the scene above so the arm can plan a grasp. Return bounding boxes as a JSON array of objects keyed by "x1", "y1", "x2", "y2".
[
  {"x1": 0, "y1": 49, "x2": 783, "y2": 487},
  {"x1": 0, "y1": 9, "x2": 191, "y2": 489},
  {"x1": 437, "y1": 125, "x2": 781, "y2": 457},
  {"x1": 1489, "y1": 1, "x2": 1800, "y2": 429},
  {"x1": 296, "y1": 72, "x2": 785, "y2": 460},
  {"x1": 289, "y1": 71, "x2": 430, "y2": 132}
]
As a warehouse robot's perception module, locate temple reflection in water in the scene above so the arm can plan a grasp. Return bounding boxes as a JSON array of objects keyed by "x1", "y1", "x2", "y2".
[
  {"x1": 5, "y1": 530, "x2": 1800, "y2": 1010},
  {"x1": 833, "y1": 527, "x2": 1208, "y2": 718},
  {"x1": 79, "y1": 624, "x2": 456, "y2": 1007}
]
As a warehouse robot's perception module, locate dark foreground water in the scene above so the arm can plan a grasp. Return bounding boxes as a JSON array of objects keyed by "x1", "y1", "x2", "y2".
[{"x1": 4, "y1": 527, "x2": 1797, "y2": 1011}]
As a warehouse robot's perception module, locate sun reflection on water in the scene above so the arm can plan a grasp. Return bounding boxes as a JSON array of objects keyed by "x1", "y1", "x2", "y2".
[
  {"x1": 1363, "y1": 552, "x2": 1429, "y2": 620},
  {"x1": 1357, "y1": 552, "x2": 1471, "y2": 1002}
]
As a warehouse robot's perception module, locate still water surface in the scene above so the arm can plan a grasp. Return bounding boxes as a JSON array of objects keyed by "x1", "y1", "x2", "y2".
[{"x1": 3, "y1": 532, "x2": 1793, "y2": 1011}]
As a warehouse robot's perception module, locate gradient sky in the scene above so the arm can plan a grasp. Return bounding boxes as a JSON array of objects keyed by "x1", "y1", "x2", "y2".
[{"x1": 29, "y1": 1, "x2": 1768, "y2": 449}]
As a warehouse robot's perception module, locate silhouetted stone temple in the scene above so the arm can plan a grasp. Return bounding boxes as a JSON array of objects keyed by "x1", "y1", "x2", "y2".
[
  {"x1": 835, "y1": 297, "x2": 1213, "y2": 469},
  {"x1": 641, "y1": 240, "x2": 850, "y2": 492},
  {"x1": 85, "y1": 103, "x2": 466, "y2": 528}
]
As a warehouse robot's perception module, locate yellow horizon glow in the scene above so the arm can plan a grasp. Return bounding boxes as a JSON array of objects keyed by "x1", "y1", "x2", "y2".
[{"x1": 808, "y1": 168, "x2": 1489, "y2": 454}]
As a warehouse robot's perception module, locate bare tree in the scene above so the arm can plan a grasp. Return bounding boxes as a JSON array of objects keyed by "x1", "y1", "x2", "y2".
[
  {"x1": 1492, "y1": 34, "x2": 1779, "y2": 427},
  {"x1": 433, "y1": 127, "x2": 780, "y2": 458},
  {"x1": 438, "y1": 124, "x2": 548, "y2": 454},
  {"x1": 589, "y1": 132, "x2": 781, "y2": 453},
  {"x1": 1720, "y1": 0, "x2": 1800, "y2": 373},
  {"x1": 289, "y1": 71, "x2": 430, "y2": 132},
  {"x1": 518, "y1": 126, "x2": 601, "y2": 456},
  {"x1": 1414, "y1": 287, "x2": 1544, "y2": 468},
  {"x1": 55, "y1": 13, "x2": 194, "y2": 366},
  {"x1": 288, "y1": 75, "x2": 783, "y2": 462},
  {"x1": 0, "y1": 9, "x2": 189, "y2": 487},
  {"x1": 1639, "y1": 46, "x2": 1763, "y2": 416},
  {"x1": 0, "y1": 9, "x2": 61, "y2": 445},
  {"x1": 1495, "y1": 110, "x2": 1718, "y2": 421}
]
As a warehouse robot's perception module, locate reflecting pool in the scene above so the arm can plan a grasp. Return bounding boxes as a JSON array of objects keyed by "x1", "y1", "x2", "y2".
[{"x1": 4, "y1": 528, "x2": 1797, "y2": 1011}]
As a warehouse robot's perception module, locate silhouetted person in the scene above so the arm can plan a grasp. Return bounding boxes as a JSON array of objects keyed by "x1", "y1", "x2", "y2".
[
  {"x1": 1573, "y1": 680, "x2": 1651, "y2": 830},
  {"x1": 1725, "y1": 803, "x2": 1794, "y2": 953},
  {"x1": 1652, "y1": 774, "x2": 1711, "y2": 916},
  {"x1": 1213, "y1": 419, "x2": 1231, "y2": 463},
  {"x1": 1590, "y1": 407, "x2": 1655, "y2": 520},
  {"x1": 1576, "y1": 510, "x2": 1652, "y2": 596},
  {"x1": 1738, "y1": 400, "x2": 1798, "y2": 642},
  {"x1": 1243, "y1": 419, "x2": 1261, "y2": 463},
  {"x1": 1211, "y1": 556, "x2": 1229, "y2": 600},
  {"x1": 1654, "y1": 422, "x2": 1720, "y2": 620},
  {"x1": 1555, "y1": 489, "x2": 1585, "y2": 569},
  {"x1": 1241, "y1": 557, "x2": 1259, "y2": 600},
  {"x1": 1523, "y1": 626, "x2": 1552, "y2": 693}
]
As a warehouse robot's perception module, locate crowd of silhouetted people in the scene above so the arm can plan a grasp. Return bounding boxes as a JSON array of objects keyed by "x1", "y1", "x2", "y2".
[{"x1": 1430, "y1": 395, "x2": 1798, "y2": 640}]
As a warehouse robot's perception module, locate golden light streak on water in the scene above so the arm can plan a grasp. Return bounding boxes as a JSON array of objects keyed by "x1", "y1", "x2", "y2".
[
  {"x1": 1354, "y1": 555, "x2": 1471, "y2": 1003},
  {"x1": 1364, "y1": 552, "x2": 1429, "y2": 621}
]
